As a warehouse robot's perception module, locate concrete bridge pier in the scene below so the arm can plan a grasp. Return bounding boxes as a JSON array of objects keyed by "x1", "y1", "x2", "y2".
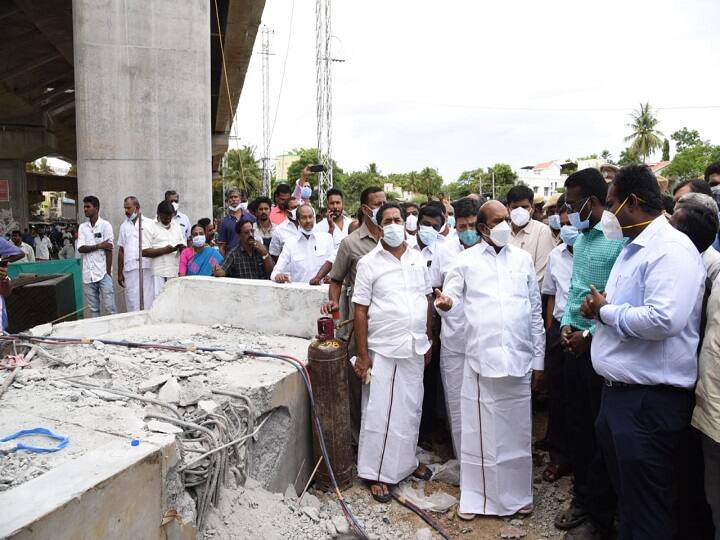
[{"x1": 72, "y1": 0, "x2": 213, "y2": 230}]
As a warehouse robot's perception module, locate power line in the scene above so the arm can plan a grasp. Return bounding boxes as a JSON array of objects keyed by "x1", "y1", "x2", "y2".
[
  {"x1": 267, "y1": 0, "x2": 295, "y2": 151},
  {"x1": 399, "y1": 100, "x2": 720, "y2": 113}
]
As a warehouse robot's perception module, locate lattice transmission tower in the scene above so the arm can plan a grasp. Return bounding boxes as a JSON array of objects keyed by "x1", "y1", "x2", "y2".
[
  {"x1": 315, "y1": 0, "x2": 333, "y2": 206},
  {"x1": 260, "y1": 25, "x2": 273, "y2": 197}
]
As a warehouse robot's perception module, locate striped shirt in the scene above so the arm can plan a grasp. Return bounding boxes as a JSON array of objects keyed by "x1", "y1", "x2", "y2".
[{"x1": 560, "y1": 222, "x2": 625, "y2": 332}]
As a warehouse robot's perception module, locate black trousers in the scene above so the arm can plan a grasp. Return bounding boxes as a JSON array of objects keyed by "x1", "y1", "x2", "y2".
[
  {"x1": 595, "y1": 384, "x2": 693, "y2": 540},
  {"x1": 544, "y1": 320, "x2": 569, "y2": 464},
  {"x1": 563, "y1": 345, "x2": 616, "y2": 529}
]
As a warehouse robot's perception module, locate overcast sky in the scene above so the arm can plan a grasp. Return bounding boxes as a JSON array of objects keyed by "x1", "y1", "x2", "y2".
[{"x1": 232, "y1": 0, "x2": 720, "y2": 183}]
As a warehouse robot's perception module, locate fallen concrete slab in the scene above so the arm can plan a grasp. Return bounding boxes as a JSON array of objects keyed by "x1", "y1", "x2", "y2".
[{"x1": 0, "y1": 279, "x2": 330, "y2": 537}]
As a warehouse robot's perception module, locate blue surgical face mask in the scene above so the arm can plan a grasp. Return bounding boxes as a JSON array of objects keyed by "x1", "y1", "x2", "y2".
[
  {"x1": 447, "y1": 216, "x2": 456, "y2": 228},
  {"x1": 301, "y1": 186, "x2": 312, "y2": 199},
  {"x1": 458, "y1": 229, "x2": 479, "y2": 247},
  {"x1": 559, "y1": 225, "x2": 579, "y2": 246},
  {"x1": 547, "y1": 214, "x2": 561, "y2": 231},
  {"x1": 568, "y1": 198, "x2": 591, "y2": 231},
  {"x1": 382, "y1": 224, "x2": 405, "y2": 247},
  {"x1": 417, "y1": 225, "x2": 439, "y2": 247}
]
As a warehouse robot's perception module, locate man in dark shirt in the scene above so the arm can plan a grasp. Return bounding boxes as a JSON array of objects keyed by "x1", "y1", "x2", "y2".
[
  {"x1": 215, "y1": 219, "x2": 273, "y2": 279},
  {"x1": 217, "y1": 188, "x2": 256, "y2": 256}
]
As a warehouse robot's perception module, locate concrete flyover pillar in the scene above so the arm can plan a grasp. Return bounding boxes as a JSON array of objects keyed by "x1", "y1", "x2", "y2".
[
  {"x1": 72, "y1": 0, "x2": 212, "y2": 235},
  {"x1": 0, "y1": 160, "x2": 29, "y2": 233}
]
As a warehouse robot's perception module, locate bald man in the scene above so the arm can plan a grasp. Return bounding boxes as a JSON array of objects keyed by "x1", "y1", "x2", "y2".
[{"x1": 435, "y1": 200, "x2": 545, "y2": 520}]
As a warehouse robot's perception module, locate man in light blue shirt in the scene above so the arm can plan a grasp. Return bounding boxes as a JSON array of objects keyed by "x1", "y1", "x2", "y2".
[{"x1": 581, "y1": 165, "x2": 705, "y2": 540}]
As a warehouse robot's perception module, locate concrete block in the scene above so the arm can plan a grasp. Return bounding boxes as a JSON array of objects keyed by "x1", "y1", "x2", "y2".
[
  {"x1": 0, "y1": 435, "x2": 175, "y2": 539},
  {"x1": 150, "y1": 277, "x2": 328, "y2": 339}
]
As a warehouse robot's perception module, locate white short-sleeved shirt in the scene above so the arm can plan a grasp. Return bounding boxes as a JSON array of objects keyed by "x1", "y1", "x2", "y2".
[
  {"x1": 352, "y1": 243, "x2": 431, "y2": 358},
  {"x1": 77, "y1": 217, "x2": 114, "y2": 284},
  {"x1": 315, "y1": 215, "x2": 352, "y2": 247},
  {"x1": 173, "y1": 212, "x2": 192, "y2": 239},
  {"x1": 541, "y1": 243, "x2": 574, "y2": 322},
  {"x1": 35, "y1": 236, "x2": 52, "y2": 259},
  {"x1": 142, "y1": 220, "x2": 186, "y2": 278},
  {"x1": 118, "y1": 217, "x2": 153, "y2": 271},
  {"x1": 270, "y1": 230, "x2": 335, "y2": 283}
]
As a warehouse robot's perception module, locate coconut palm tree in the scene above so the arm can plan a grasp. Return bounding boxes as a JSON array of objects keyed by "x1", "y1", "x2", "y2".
[
  {"x1": 625, "y1": 103, "x2": 664, "y2": 163},
  {"x1": 219, "y1": 146, "x2": 262, "y2": 197}
]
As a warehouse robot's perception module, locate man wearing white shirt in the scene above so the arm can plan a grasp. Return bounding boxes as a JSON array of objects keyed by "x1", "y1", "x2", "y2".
[
  {"x1": 117, "y1": 196, "x2": 156, "y2": 312},
  {"x1": 429, "y1": 197, "x2": 480, "y2": 459},
  {"x1": 141, "y1": 201, "x2": 186, "y2": 293},
  {"x1": 539, "y1": 200, "x2": 575, "y2": 484},
  {"x1": 315, "y1": 188, "x2": 351, "y2": 247},
  {"x1": 77, "y1": 195, "x2": 117, "y2": 317},
  {"x1": 271, "y1": 205, "x2": 335, "y2": 284},
  {"x1": 352, "y1": 202, "x2": 433, "y2": 503},
  {"x1": 412, "y1": 204, "x2": 444, "y2": 264},
  {"x1": 11, "y1": 230, "x2": 35, "y2": 263},
  {"x1": 165, "y1": 190, "x2": 191, "y2": 240},
  {"x1": 34, "y1": 229, "x2": 53, "y2": 261},
  {"x1": 581, "y1": 165, "x2": 706, "y2": 539},
  {"x1": 435, "y1": 200, "x2": 544, "y2": 519},
  {"x1": 269, "y1": 198, "x2": 300, "y2": 261}
]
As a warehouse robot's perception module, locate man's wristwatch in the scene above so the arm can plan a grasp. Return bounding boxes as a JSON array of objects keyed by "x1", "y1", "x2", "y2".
[
  {"x1": 582, "y1": 329, "x2": 590, "y2": 340},
  {"x1": 261, "y1": 254, "x2": 269, "y2": 260}
]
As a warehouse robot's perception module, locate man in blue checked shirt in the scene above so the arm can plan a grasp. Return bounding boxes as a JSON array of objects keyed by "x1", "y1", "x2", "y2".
[{"x1": 581, "y1": 165, "x2": 706, "y2": 540}]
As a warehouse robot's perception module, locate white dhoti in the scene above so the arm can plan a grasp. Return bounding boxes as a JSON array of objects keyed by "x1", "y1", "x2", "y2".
[
  {"x1": 440, "y1": 346, "x2": 465, "y2": 459},
  {"x1": 124, "y1": 268, "x2": 156, "y2": 312},
  {"x1": 358, "y1": 352, "x2": 424, "y2": 485},
  {"x1": 459, "y1": 364, "x2": 532, "y2": 516}
]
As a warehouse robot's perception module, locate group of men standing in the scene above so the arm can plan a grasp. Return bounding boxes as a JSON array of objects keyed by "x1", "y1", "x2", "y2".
[{"x1": 328, "y1": 162, "x2": 720, "y2": 540}]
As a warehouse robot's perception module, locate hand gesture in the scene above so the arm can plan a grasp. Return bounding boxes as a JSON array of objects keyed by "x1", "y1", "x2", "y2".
[
  {"x1": 253, "y1": 240, "x2": 268, "y2": 257},
  {"x1": 321, "y1": 300, "x2": 339, "y2": 315},
  {"x1": 580, "y1": 285, "x2": 607, "y2": 320},
  {"x1": 326, "y1": 215, "x2": 335, "y2": 234},
  {"x1": 274, "y1": 274, "x2": 290, "y2": 283},
  {"x1": 309, "y1": 276, "x2": 322, "y2": 286},
  {"x1": 433, "y1": 288, "x2": 453, "y2": 311}
]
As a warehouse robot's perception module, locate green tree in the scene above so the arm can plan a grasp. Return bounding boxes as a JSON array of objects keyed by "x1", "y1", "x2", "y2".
[
  {"x1": 577, "y1": 153, "x2": 598, "y2": 160},
  {"x1": 625, "y1": 103, "x2": 664, "y2": 163},
  {"x1": 416, "y1": 167, "x2": 444, "y2": 200},
  {"x1": 285, "y1": 147, "x2": 346, "y2": 195},
  {"x1": 220, "y1": 146, "x2": 262, "y2": 195},
  {"x1": 480, "y1": 163, "x2": 521, "y2": 200},
  {"x1": 618, "y1": 146, "x2": 641, "y2": 166},
  {"x1": 670, "y1": 127, "x2": 702, "y2": 152},
  {"x1": 661, "y1": 139, "x2": 670, "y2": 161},
  {"x1": 663, "y1": 142, "x2": 720, "y2": 182},
  {"x1": 600, "y1": 150, "x2": 613, "y2": 163},
  {"x1": 341, "y1": 164, "x2": 385, "y2": 213}
]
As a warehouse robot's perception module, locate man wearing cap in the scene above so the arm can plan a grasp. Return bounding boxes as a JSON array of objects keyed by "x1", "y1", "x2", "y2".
[
  {"x1": 600, "y1": 164, "x2": 619, "y2": 183},
  {"x1": 544, "y1": 193, "x2": 562, "y2": 243}
]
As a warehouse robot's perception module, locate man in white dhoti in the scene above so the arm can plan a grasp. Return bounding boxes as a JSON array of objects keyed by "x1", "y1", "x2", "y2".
[
  {"x1": 435, "y1": 200, "x2": 545, "y2": 519},
  {"x1": 117, "y1": 196, "x2": 156, "y2": 312},
  {"x1": 429, "y1": 196, "x2": 481, "y2": 459},
  {"x1": 352, "y1": 202, "x2": 434, "y2": 503}
]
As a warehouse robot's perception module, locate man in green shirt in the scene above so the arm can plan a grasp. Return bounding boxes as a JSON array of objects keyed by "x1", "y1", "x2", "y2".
[{"x1": 556, "y1": 169, "x2": 625, "y2": 540}]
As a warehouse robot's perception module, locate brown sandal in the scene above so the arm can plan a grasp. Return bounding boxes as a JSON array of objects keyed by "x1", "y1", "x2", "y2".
[{"x1": 370, "y1": 482, "x2": 391, "y2": 503}]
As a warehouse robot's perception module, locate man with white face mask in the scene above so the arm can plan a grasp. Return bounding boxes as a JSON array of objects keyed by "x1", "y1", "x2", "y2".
[
  {"x1": 412, "y1": 204, "x2": 444, "y2": 263},
  {"x1": 271, "y1": 205, "x2": 335, "y2": 284},
  {"x1": 429, "y1": 196, "x2": 481, "y2": 459},
  {"x1": 164, "y1": 190, "x2": 192, "y2": 241},
  {"x1": 142, "y1": 201, "x2": 187, "y2": 293},
  {"x1": 435, "y1": 200, "x2": 545, "y2": 520},
  {"x1": 507, "y1": 185, "x2": 556, "y2": 283},
  {"x1": 352, "y1": 202, "x2": 433, "y2": 503},
  {"x1": 217, "y1": 187, "x2": 256, "y2": 256},
  {"x1": 118, "y1": 196, "x2": 156, "y2": 311}
]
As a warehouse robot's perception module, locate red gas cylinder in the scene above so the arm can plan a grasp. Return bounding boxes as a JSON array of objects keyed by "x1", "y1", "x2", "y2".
[{"x1": 307, "y1": 318, "x2": 353, "y2": 491}]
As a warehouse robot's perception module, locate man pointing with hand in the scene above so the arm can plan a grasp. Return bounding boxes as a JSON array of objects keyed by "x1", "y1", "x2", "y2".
[{"x1": 435, "y1": 200, "x2": 544, "y2": 520}]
